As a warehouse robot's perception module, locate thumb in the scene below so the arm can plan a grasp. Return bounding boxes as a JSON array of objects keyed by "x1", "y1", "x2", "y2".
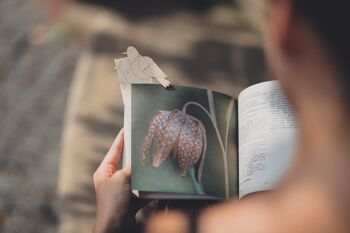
[
  {"x1": 121, "y1": 165, "x2": 131, "y2": 178},
  {"x1": 112, "y1": 165, "x2": 131, "y2": 182}
]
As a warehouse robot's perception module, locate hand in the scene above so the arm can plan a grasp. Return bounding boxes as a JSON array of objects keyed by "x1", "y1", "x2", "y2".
[{"x1": 93, "y1": 129, "x2": 131, "y2": 233}]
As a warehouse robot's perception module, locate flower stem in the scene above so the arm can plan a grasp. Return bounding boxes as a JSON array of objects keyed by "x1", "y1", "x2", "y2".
[
  {"x1": 182, "y1": 101, "x2": 230, "y2": 199},
  {"x1": 189, "y1": 167, "x2": 205, "y2": 195}
]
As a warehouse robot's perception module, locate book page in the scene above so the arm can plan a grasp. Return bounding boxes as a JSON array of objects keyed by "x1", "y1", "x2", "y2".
[
  {"x1": 122, "y1": 84, "x2": 132, "y2": 168},
  {"x1": 238, "y1": 81, "x2": 298, "y2": 198}
]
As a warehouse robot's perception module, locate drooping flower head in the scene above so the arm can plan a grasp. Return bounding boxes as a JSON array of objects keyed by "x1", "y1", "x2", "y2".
[{"x1": 141, "y1": 109, "x2": 207, "y2": 182}]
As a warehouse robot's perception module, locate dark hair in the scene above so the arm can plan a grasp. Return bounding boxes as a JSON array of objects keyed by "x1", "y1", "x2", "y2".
[{"x1": 292, "y1": 0, "x2": 350, "y2": 104}]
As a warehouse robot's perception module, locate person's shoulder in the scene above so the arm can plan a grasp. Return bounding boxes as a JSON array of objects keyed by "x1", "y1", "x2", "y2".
[{"x1": 198, "y1": 193, "x2": 281, "y2": 233}]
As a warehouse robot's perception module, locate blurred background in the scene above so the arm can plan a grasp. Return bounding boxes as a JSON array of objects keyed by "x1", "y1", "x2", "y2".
[{"x1": 0, "y1": 0, "x2": 266, "y2": 232}]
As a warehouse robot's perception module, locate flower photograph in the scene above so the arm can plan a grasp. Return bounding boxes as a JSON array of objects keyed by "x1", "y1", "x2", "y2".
[{"x1": 131, "y1": 84, "x2": 238, "y2": 198}]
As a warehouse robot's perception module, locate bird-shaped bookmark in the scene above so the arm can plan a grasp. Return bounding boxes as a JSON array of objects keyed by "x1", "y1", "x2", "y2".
[
  {"x1": 114, "y1": 46, "x2": 171, "y2": 88},
  {"x1": 114, "y1": 46, "x2": 171, "y2": 170}
]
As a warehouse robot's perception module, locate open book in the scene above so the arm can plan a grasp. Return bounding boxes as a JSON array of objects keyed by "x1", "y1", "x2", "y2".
[{"x1": 122, "y1": 81, "x2": 298, "y2": 199}]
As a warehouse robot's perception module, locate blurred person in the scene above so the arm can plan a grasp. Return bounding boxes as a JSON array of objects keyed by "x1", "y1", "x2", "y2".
[
  {"x1": 199, "y1": 0, "x2": 350, "y2": 232},
  {"x1": 143, "y1": 210, "x2": 189, "y2": 233},
  {"x1": 93, "y1": 0, "x2": 350, "y2": 233}
]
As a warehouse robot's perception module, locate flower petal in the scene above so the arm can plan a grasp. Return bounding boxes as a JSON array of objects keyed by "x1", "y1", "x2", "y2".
[
  {"x1": 176, "y1": 115, "x2": 205, "y2": 177},
  {"x1": 152, "y1": 110, "x2": 186, "y2": 167},
  {"x1": 141, "y1": 110, "x2": 170, "y2": 165}
]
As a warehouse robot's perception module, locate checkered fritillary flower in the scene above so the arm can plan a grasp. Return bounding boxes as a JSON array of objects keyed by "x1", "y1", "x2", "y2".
[{"x1": 141, "y1": 109, "x2": 207, "y2": 181}]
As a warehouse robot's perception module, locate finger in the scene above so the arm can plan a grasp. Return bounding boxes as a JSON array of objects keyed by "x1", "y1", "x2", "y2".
[
  {"x1": 131, "y1": 196, "x2": 153, "y2": 216},
  {"x1": 101, "y1": 128, "x2": 124, "y2": 167},
  {"x1": 113, "y1": 165, "x2": 131, "y2": 180},
  {"x1": 121, "y1": 165, "x2": 131, "y2": 177},
  {"x1": 134, "y1": 199, "x2": 156, "y2": 222}
]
